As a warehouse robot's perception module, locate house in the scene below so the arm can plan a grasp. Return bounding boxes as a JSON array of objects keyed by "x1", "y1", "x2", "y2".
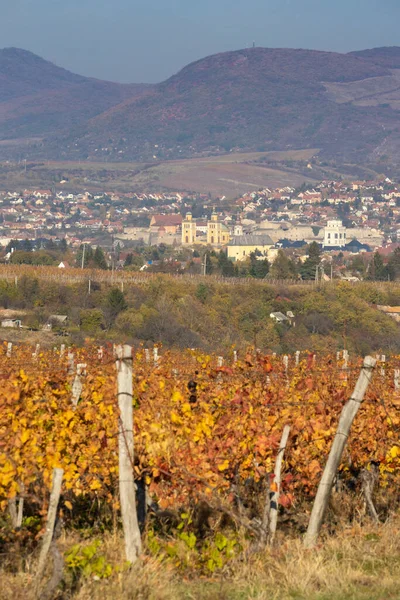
[
  {"x1": 45, "y1": 315, "x2": 68, "y2": 330},
  {"x1": 270, "y1": 312, "x2": 289, "y2": 323},
  {"x1": 1, "y1": 319, "x2": 21, "y2": 328},
  {"x1": 227, "y1": 235, "x2": 274, "y2": 261},
  {"x1": 58, "y1": 261, "x2": 70, "y2": 269}
]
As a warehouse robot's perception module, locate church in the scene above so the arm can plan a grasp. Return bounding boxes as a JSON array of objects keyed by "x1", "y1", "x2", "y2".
[{"x1": 182, "y1": 210, "x2": 230, "y2": 247}]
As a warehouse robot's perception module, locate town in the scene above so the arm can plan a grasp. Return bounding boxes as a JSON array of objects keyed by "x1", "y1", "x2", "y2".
[{"x1": 1, "y1": 175, "x2": 400, "y2": 280}]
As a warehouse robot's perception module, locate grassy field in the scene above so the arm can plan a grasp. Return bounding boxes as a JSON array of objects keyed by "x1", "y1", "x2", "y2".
[
  {"x1": 0, "y1": 149, "x2": 319, "y2": 197},
  {"x1": 3, "y1": 518, "x2": 400, "y2": 600}
]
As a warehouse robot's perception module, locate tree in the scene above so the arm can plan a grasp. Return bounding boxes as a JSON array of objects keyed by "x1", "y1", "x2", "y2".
[
  {"x1": 105, "y1": 288, "x2": 127, "y2": 327},
  {"x1": 388, "y1": 247, "x2": 400, "y2": 280},
  {"x1": 270, "y1": 250, "x2": 297, "y2": 279},
  {"x1": 367, "y1": 252, "x2": 388, "y2": 281},
  {"x1": 300, "y1": 242, "x2": 321, "y2": 280},
  {"x1": 217, "y1": 251, "x2": 235, "y2": 277},
  {"x1": 94, "y1": 246, "x2": 107, "y2": 270},
  {"x1": 249, "y1": 253, "x2": 269, "y2": 279},
  {"x1": 59, "y1": 238, "x2": 68, "y2": 254}
]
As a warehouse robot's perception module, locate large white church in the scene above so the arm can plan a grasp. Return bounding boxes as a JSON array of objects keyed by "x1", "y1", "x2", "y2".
[{"x1": 323, "y1": 220, "x2": 347, "y2": 248}]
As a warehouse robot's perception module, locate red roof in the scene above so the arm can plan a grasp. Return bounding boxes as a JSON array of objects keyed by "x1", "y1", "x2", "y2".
[{"x1": 151, "y1": 214, "x2": 182, "y2": 227}]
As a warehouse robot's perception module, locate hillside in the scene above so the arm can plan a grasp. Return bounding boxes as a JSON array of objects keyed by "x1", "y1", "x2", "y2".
[
  {"x1": 44, "y1": 47, "x2": 400, "y2": 165},
  {"x1": 0, "y1": 48, "x2": 150, "y2": 139},
  {"x1": 3, "y1": 46, "x2": 400, "y2": 166}
]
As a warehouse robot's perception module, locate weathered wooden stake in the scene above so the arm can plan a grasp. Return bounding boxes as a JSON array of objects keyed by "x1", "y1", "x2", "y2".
[
  {"x1": 304, "y1": 356, "x2": 376, "y2": 547},
  {"x1": 60, "y1": 344, "x2": 65, "y2": 359},
  {"x1": 295, "y1": 350, "x2": 300, "y2": 366},
  {"x1": 153, "y1": 347, "x2": 159, "y2": 365},
  {"x1": 35, "y1": 468, "x2": 64, "y2": 594},
  {"x1": 394, "y1": 369, "x2": 400, "y2": 391},
  {"x1": 268, "y1": 425, "x2": 290, "y2": 545},
  {"x1": 71, "y1": 363, "x2": 86, "y2": 407},
  {"x1": 116, "y1": 345, "x2": 142, "y2": 563},
  {"x1": 233, "y1": 350, "x2": 238, "y2": 363},
  {"x1": 6, "y1": 342, "x2": 12, "y2": 358},
  {"x1": 144, "y1": 348, "x2": 150, "y2": 363}
]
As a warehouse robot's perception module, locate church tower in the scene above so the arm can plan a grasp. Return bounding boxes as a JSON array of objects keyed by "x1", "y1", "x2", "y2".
[{"x1": 182, "y1": 212, "x2": 197, "y2": 245}]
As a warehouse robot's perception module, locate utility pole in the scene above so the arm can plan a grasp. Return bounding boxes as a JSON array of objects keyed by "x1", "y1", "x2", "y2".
[
  {"x1": 81, "y1": 244, "x2": 86, "y2": 270},
  {"x1": 203, "y1": 253, "x2": 207, "y2": 276}
]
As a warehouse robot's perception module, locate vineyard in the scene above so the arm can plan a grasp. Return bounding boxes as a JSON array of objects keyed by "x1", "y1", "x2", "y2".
[{"x1": 1, "y1": 342, "x2": 400, "y2": 599}]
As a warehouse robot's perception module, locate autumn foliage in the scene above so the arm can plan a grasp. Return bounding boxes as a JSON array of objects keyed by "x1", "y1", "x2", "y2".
[{"x1": 0, "y1": 343, "x2": 399, "y2": 524}]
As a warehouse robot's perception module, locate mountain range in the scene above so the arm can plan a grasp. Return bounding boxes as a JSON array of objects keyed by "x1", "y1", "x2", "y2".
[{"x1": 2, "y1": 45, "x2": 400, "y2": 165}]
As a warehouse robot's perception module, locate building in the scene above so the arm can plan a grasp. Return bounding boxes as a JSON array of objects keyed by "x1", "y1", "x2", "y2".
[
  {"x1": 1, "y1": 319, "x2": 21, "y2": 328},
  {"x1": 227, "y1": 234, "x2": 274, "y2": 261},
  {"x1": 207, "y1": 210, "x2": 230, "y2": 246},
  {"x1": 323, "y1": 220, "x2": 347, "y2": 248},
  {"x1": 149, "y1": 214, "x2": 182, "y2": 235},
  {"x1": 182, "y1": 212, "x2": 197, "y2": 245}
]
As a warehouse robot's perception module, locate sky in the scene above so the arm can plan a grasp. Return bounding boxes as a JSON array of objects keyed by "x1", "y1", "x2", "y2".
[{"x1": 1, "y1": 0, "x2": 400, "y2": 83}]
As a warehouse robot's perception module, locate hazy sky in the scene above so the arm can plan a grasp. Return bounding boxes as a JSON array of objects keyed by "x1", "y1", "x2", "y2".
[{"x1": 2, "y1": 0, "x2": 399, "y2": 83}]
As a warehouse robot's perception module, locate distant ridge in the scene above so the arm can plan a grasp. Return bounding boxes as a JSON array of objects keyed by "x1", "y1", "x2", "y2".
[
  {"x1": 2, "y1": 46, "x2": 400, "y2": 166},
  {"x1": 0, "y1": 47, "x2": 151, "y2": 139}
]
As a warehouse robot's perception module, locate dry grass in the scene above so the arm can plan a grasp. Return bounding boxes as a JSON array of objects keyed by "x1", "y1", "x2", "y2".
[{"x1": 2, "y1": 517, "x2": 400, "y2": 600}]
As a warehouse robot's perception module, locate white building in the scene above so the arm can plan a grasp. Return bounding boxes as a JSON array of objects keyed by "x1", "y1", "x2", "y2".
[{"x1": 323, "y1": 220, "x2": 346, "y2": 248}]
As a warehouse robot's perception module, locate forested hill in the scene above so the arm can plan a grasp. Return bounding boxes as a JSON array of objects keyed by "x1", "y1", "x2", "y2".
[
  {"x1": 0, "y1": 271, "x2": 399, "y2": 355},
  {"x1": 0, "y1": 47, "x2": 150, "y2": 139},
  {"x1": 3, "y1": 46, "x2": 400, "y2": 166}
]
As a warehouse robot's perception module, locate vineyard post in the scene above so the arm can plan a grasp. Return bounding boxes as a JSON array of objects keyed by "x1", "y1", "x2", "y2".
[
  {"x1": 395, "y1": 369, "x2": 400, "y2": 391},
  {"x1": 380, "y1": 355, "x2": 386, "y2": 377},
  {"x1": 116, "y1": 344, "x2": 142, "y2": 563},
  {"x1": 6, "y1": 342, "x2": 12, "y2": 358},
  {"x1": 295, "y1": 350, "x2": 300, "y2": 366},
  {"x1": 153, "y1": 346, "x2": 159, "y2": 365},
  {"x1": 35, "y1": 468, "x2": 64, "y2": 594},
  {"x1": 304, "y1": 356, "x2": 376, "y2": 548},
  {"x1": 71, "y1": 363, "x2": 86, "y2": 407},
  {"x1": 268, "y1": 425, "x2": 291, "y2": 545},
  {"x1": 60, "y1": 344, "x2": 65, "y2": 359},
  {"x1": 145, "y1": 348, "x2": 150, "y2": 363},
  {"x1": 233, "y1": 350, "x2": 238, "y2": 363}
]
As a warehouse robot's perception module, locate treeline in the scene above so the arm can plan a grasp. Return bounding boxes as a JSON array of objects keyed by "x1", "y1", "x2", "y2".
[{"x1": 1, "y1": 274, "x2": 400, "y2": 354}]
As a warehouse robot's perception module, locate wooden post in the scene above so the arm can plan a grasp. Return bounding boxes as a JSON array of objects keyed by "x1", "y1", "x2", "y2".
[
  {"x1": 116, "y1": 345, "x2": 142, "y2": 563},
  {"x1": 217, "y1": 356, "x2": 224, "y2": 368},
  {"x1": 295, "y1": 350, "x2": 300, "y2": 366},
  {"x1": 144, "y1": 348, "x2": 150, "y2": 363},
  {"x1": 6, "y1": 342, "x2": 12, "y2": 358},
  {"x1": 304, "y1": 356, "x2": 376, "y2": 547},
  {"x1": 153, "y1": 347, "x2": 159, "y2": 365},
  {"x1": 60, "y1": 344, "x2": 65, "y2": 359},
  {"x1": 233, "y1": 350, "x2": 238, "y2": 363},
  {"x1": 268, "y1": 425, "x2": 290, "y2": 545},
  {"x1": 380, "y1": 355, "x2": 386, "y2": 377},
  {"x1": 71, "y1": 364, "x2": 86, "y2": 407},
  {"x1": 98, "y1": 346, "x2": 104, "y2": 361},
  {"x1": 394, "y1": 369, "x2": 400, "y2": 391},
  {"x1": 35, "y1": 468, "x2": 64, "y2": 593}
]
